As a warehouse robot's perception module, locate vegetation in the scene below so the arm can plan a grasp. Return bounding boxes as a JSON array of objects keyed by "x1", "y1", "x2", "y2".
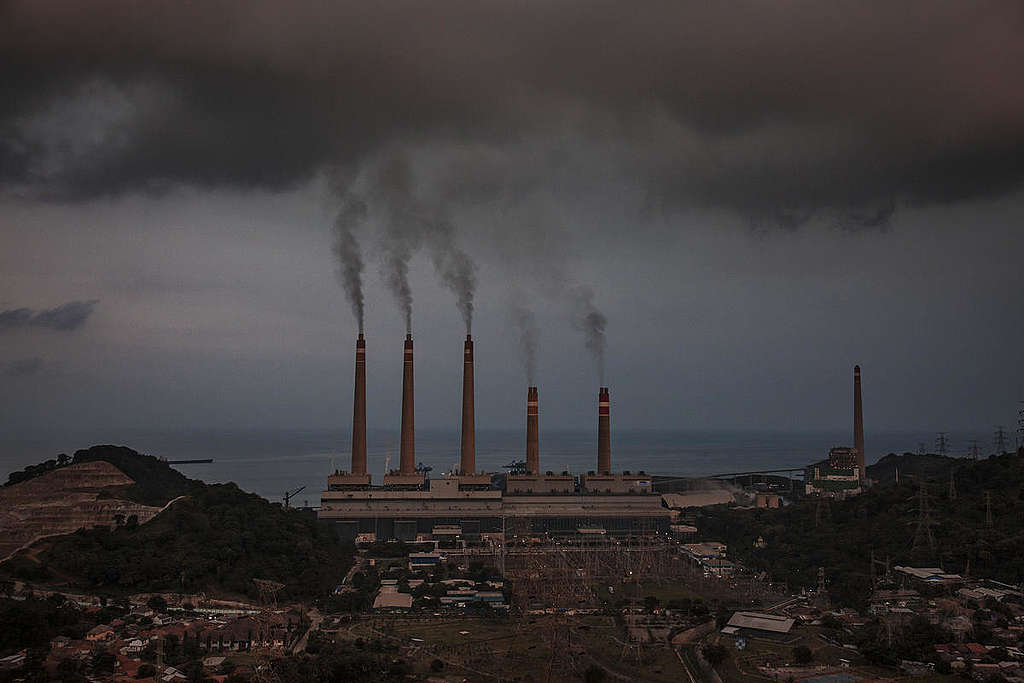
[
  {"x1": 72, "y1": 444, "x2": 203, "y2": 505},
  {"x1": 9, "y1": 483, "x2": 353, "y2": 601},
  {"x1": 0, "y1": 595, "x2": 123, "y2": 656},
  {"x1": 699, "y1": 450, "x2": 1024, "y2": 608},
  {"x1": 265, "y1": 632, "x2": 411, "y2": 681},
  {"x1": 1, "y1": 446, "x2": 354, "y2": 602},
  {"x1": 4, "y1": 453, "x2": 72, "y2": 486}
]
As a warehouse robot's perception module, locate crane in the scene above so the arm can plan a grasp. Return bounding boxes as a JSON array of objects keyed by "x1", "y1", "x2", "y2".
[{"x1": 283, "y1": 485, "x2": 306, "y2": 509}]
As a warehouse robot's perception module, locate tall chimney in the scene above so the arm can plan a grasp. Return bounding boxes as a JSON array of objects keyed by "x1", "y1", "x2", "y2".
[
  {"x1": 399, "y1": 334, "x2": 415, "y2": 475},
  {"x1": 351, "y1": 334, "x2": 367, "y2": 475},
  {"x1": 598, "y1": 386, "x2": 611, "y2": 475},
  {"x1": 526, "y1": 386, "x2": 539, "y2": 475},
  {"x1": 460, "y1": 335, "x2": 476, "y2": 474},
  {"x1": 854, "y1": 365, "x2": 865, "y2": 480}
]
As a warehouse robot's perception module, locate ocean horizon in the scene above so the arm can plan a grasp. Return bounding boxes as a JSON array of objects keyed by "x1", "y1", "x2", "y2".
[{"x1": 0, "y1": 427, "x2": 999, "y2": 504}]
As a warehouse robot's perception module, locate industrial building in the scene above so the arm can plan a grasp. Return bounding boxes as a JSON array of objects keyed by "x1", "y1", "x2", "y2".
[
  {"x1": 803, "y1": 366, "x2": 868, "y2": 498},
  {"x1": 318, "y1": 333, "x2": 672, "y2": 541}
]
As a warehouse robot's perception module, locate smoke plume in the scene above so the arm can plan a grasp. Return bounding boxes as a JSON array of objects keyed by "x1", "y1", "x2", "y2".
[
  {"x1": 0, "y1": 300, "x2": 98, "y2": 332},
  {"x1": 2, "y1": 357, "x2": 44, "y2": 378},
  {"x1": 372, "y1": 154, "x2": 420, "y2": 334},
  {"x1": 427, "y1": 219, "x2": 476, "y2": 334},
  {"x1": 332, "y1": 196, "x2": 367, "y2": 333},
  {"x1": 364, "y1": 151, "x2": 478, "y2": 335},
  {"x1": 509, "y1": 304, "x2": 538, "y2": 384},
  {"x1": 571, "y1": 287, "x2": 607, "y2": 383}
]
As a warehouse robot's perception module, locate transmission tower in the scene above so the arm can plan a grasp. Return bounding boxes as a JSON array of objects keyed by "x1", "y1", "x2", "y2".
[
  {"x1": 994, "y1": 426, "x2": 1009, "y2": 454},
  {"x1": 1017, "y1": 402, "x2": 1024, "y2": 450},
  {"x1": 969, "y1": 440, "x2": 980, "y2": 461},
  {"x1": 936, "y1": 433, "x2": 950, "y2": 457},
  {"x1": 910, "y1": 481, "x2": 935, "y2": 553}
]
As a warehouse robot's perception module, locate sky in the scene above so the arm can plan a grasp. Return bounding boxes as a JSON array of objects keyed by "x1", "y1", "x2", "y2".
[{"x1": 1, "y1": 1, "x2": 1022, "y2": 438}]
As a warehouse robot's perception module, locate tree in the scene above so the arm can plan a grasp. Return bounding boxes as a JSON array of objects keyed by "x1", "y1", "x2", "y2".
[
  {"x1": 643, "y1": 595, "x2": 660, "y2": 612},
  {"x1": 793, "y1": 645, "x2": 813, "y2": 665},
  {"x1": 430, "y1": 658, "x2": 445, "y2": 672},
  {"x1": 147, "y1": 595, "x2": 168, "y2": 612},
  {"x1": 703, "y1": 643, "x2": 728, "y2": 666},
  {"x1": 91, "y1": 650, "x2": 117, "y2": 674},
  {"x1": 137, "y1": 663, "x2": 157, "y2": 678},
  {"x1": 584, "y1": 664, "x2": 607, "y2": 682}
]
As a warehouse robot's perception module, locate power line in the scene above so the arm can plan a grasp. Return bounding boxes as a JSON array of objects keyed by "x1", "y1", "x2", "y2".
[
  {"x1": 991, "y1": 423, "x2": 1007, "y2": 456},
  {"x1": 910, "y1": 480, "x2": 935, "y2": 553}
]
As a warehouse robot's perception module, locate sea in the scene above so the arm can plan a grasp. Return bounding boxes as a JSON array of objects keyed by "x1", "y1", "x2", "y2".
[{"x1": 0, "y1": 427, "x2": 995, "y2": 505}]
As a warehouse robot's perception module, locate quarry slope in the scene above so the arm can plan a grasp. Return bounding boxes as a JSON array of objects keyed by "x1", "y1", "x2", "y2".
[{"x1": 0, "y1": 461, "x2": 164, "y2": 561}]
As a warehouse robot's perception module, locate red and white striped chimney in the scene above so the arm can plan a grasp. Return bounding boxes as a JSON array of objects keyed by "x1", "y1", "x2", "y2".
[
  {"x1": 351, "y1": 334, "x2": 367, "y2": 475},
  {"x1": 598, "y1": 386, "x2": 611, "y2": 474},
  {"x1": 460, "y1": 335, "x2": 475, "y2": 474},
  {"x1": 526, "y1": 386, "x2": 539, "y2": 475},
  {"x1": 399, "y1": 334, "x2": 415, "y2": 475}
]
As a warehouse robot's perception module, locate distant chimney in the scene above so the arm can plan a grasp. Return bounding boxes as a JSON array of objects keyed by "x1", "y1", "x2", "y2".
[
  {"x1": 526, "y1": 386, "x2": 539, "y2": 475},
  {"x1": 460, "y1": 335, "x2": 476, "y2": 474},
  {"x1": 598, "y1": 387, "x2": 611, "y2": 475},
  {"x1": 854, "y1": 365, "x2": 865, "y2": 480},
  {"x1": 399, "y1": 334, "x2": 415, "y2": 475},
  {"x1": 351, "y1": 334, "x2": 367, "y2": 475}
]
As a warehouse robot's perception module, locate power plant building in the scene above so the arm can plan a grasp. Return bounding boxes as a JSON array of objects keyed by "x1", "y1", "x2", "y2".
[{"x1": 318, "y1": 335, "x2": 671, "y2": 541}]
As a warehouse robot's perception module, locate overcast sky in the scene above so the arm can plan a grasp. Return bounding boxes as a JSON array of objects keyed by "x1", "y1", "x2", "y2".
[{"x1": 1, "y1": 1, "x2": 1022, "y2": 437}]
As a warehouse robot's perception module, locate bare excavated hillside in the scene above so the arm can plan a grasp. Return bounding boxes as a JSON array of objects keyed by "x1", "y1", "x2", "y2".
[{"x1": 0, "y1": 461, "x2": 165, "y2": 561}]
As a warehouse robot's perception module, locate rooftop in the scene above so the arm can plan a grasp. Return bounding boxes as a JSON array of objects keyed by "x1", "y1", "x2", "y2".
[{"x1": 726, "y1": 611, "x2": 795, "y2": 634}]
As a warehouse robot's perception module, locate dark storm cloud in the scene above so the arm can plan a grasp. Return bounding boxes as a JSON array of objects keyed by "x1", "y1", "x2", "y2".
[
  {"x1": 0, "y1": 301, "x2": 98, "y2": 332},
  {"x1": 1, "y1": 1, "x2": 1022, "y2": 225},
  {"x1": 2, "y1": 357, "x2": 44, "y2": 378}
]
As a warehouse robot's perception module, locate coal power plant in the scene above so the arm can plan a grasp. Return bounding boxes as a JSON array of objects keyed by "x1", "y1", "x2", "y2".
[{"x1": 318, "y1": 334, "x2": 669, "y2": 542}]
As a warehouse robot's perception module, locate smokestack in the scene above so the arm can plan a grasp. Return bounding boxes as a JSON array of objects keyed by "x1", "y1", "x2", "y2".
[
  {"x1": 351, "y1": 334, "x2": 367, "y2": 475},
  {"x1": 526, "y1": 386, "x2": 539, "y2": 475},
  {"x1": 460, "y1": 335, "x2": 475, "y2": 474},
  {"x1": 854, "y1": 365, "x2": 865, "y2": 480},
  {"x1": 598, "y1": 386, "x2": 611, "y2": 475},
  {"x1": 400, "y1": 334, "x2": 415, "y2": 475}
]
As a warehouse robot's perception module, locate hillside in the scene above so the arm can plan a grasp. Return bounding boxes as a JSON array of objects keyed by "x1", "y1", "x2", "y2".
[
  {"x1": 699, "y1": 450, "x2": 1024, "y2": 608},
  {"x1": 867, "y1": 452, "x2": 965, "y2": 487},
  {"x1": 0, "y1": 446, "x2": 354, "y2": 602},
  {"x1": 0, "y1": 460, "x2": 167, "y2": 562}
]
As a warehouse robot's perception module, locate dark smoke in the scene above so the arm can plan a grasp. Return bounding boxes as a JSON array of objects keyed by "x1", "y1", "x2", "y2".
[
  {"x1": 0, "y1": 300, "x2": 98, "y2": 332},
  {"x1": 427, "y1": 219, "x2": 476, "y2": 334},
  {"x1": 365, "y1": 151, "x2": 477, "y2": 334},
  {"x1": 509, "y1": 304, "x2": 538, "y2": 384},
  {"x1": 2, "y1": 357, "x2": 43, "y2": 377},
  {"x1": 571, "y1": 287, "x2": 607, "y2": 383},
  {"x1": 372, "y1": 154, "x2": 420, "y2": 334},
  {"x1": 332, "y1": 196, "x2": 367, "y2": 333}
]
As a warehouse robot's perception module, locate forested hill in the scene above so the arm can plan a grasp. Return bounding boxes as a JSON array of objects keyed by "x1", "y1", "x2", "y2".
[
  {"x1": 73, "y1": 445, "x2": 204, "y2": 505},
  {"x1": 4, "y1": 445, "x2": 201, "y2": 506},
  {"x1": 0, "y1": 446, "x2": 353, "y2": 602},
  {"x1": 700, "y1": 449, "x2": 1024, "y2": 608},
  {"x1": 867, "y1": 452, "x2": 965, "y2": 487}
]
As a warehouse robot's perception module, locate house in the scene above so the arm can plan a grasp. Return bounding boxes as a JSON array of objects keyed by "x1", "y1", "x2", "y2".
[
  {"x1": 49, "y1": 636, "x2": 71, "y2": 650},
  {"x1": 894, "y1": 566, "x2": 962, "y2": 586},
  {"x1": 85, "y1": 625, "x2": 116, "y2": 642},
  {"x1": 373, "y1": 590, "x2": 413, "y2": 611},
  {"x1": 721, "y1": 612, "x2": 796, "y2": 640},
  {"x1": 121, "y1": 638, "x2": 146, "y2": 655}
]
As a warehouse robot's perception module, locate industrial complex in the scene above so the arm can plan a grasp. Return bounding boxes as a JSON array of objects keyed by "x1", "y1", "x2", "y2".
[
  {"x1": 318, "y1": 334, "x2": 871, "y2": 540},
  {"x1": 318, "y1": 333, "x2": 671, "y2": 540}
]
